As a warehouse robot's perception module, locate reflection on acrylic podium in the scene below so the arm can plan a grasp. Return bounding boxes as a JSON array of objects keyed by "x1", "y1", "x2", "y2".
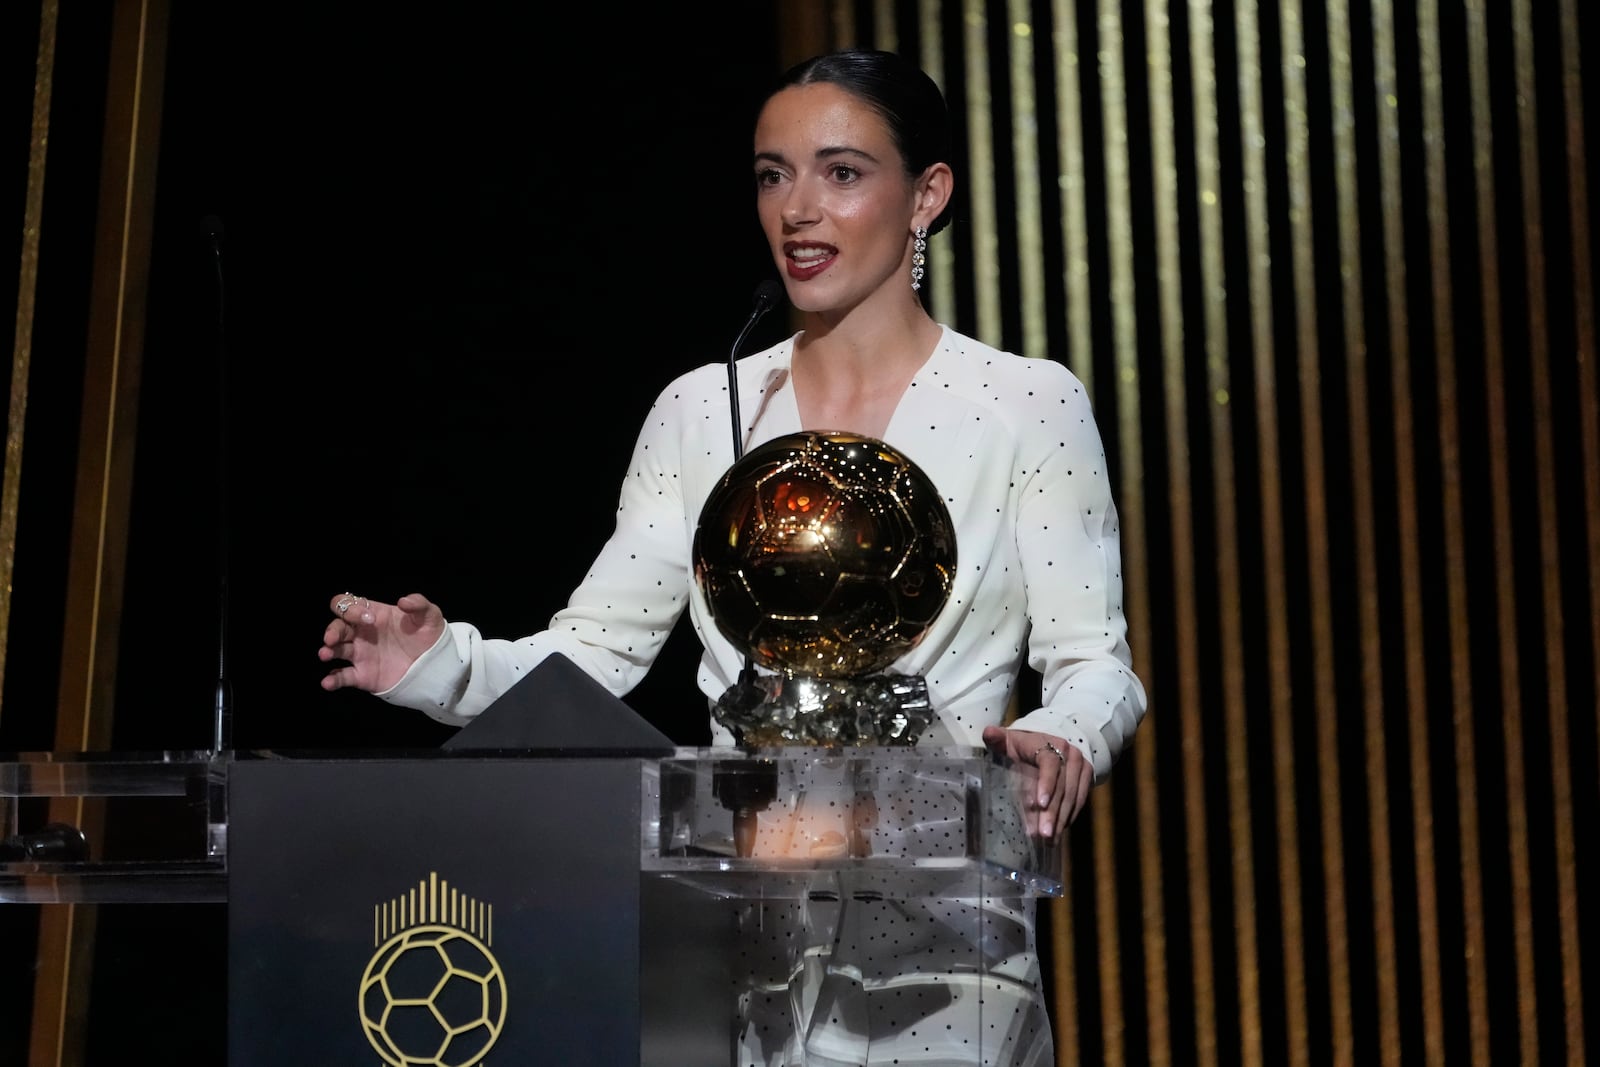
[{"x1": 643, "y1": 747, "x2": 1066, "y2": 1066}]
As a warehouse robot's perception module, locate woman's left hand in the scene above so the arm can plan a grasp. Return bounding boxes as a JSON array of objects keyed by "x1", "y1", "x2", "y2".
[{"x1": 980, "y1": 725, "x2": 1094, "y2": 840}]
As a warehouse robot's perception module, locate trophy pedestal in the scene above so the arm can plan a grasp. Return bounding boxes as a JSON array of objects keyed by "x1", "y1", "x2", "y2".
[{"x1": 714, "y1": 672, "x2": 935, "y2": 747}]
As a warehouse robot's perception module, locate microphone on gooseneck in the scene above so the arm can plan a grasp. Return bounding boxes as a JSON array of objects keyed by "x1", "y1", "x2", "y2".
[
  {"x1": 727, "y1": 279, "x2": 784, "y2": 460},
  {"x1": 725, "y1": 279, "x2": 785, "y2": 695},
  {"x1": 202, "y1": 213, "x2": 231, "y2": 755}
]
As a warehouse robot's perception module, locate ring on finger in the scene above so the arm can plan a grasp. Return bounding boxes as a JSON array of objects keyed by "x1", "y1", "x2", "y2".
[
  {"x1": 1033, "y1": 741, "x2": 1066, "y2": 765},
  {"x1": 336, "y1": 593, "x2": 361, "y2": 617}
]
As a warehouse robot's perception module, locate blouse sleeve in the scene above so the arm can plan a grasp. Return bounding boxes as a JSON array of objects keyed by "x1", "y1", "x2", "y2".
[{"x1": 1005, "y1": 362, "x2": 1147, "y2": 782}]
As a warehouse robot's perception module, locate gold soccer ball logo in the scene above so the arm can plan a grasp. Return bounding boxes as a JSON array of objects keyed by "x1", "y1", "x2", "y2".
[{"x1": 360, "y1": 876, "x2": 506, "y2": 1067}]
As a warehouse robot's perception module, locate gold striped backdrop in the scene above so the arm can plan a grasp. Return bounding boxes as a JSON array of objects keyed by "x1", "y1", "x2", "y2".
[{"x1": 804, "y1": 1, "x2": 1596, "y2": 1063}]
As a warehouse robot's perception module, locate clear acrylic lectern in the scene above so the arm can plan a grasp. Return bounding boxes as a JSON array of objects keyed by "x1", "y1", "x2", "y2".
[{"x1": 2, "y1": 743, "x2": 1064, "y2": 1065}]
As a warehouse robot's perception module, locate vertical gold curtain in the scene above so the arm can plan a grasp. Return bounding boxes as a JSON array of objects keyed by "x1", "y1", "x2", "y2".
[
  {"x1": 5, "y1": 2, "x2": 171, "y2": 1063},
  {"x1": 1, "y1": 2, "x2": 57, "y2": 721},
  {"x1": 823, "y1": 1, "x2": 1594, "y2": 1063}
]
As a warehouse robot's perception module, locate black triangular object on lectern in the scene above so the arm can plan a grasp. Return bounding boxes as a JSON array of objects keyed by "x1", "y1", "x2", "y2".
[{"x1": 440, "y1": 652, "x2": 676, "y2": 753}]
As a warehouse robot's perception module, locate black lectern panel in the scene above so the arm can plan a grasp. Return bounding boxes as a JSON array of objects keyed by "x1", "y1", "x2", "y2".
[
  {"x1": 228, "y1": 757, "x2": 644, "y2": 1066},
  {"x1": 441, "y1": 652, "x2": 675, "y2": 753}
]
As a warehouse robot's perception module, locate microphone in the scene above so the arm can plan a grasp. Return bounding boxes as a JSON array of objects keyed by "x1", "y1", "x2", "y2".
[
  {"x1": 202, "y1": 213, "x2": 231, "y2": 757},
  {"x1": 751, "y1": 277, "x2": 783, "y2": 313},
  {"x1": 726, "y1": 280, "x2": 784, "y2": 460},
  {"x1": 201, "y1": 213, "x2": 224, "y2": 252},
  {"x1": 723, "y1": 280, "x2": 785, "y2": 699}
]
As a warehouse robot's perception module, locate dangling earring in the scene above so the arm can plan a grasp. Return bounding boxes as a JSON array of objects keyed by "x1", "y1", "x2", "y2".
[{"x1": 911, "y1": 226, "x2": 928, "y2": 291}]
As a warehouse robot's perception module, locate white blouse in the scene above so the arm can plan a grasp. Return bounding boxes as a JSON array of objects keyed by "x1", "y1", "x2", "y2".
[{"x1": 381, "y1": 325, "x2": 1146, "y2": 782}]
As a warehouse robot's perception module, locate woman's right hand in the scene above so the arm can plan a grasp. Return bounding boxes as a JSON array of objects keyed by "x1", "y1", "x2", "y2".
[{"x1": 318, "y1": 591, "x2": 446, "y2": 694}]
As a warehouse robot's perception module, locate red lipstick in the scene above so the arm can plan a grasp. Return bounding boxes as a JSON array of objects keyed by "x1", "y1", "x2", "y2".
[{"x1": 783, "y1": 241, "x2": 836, "y2": 281}]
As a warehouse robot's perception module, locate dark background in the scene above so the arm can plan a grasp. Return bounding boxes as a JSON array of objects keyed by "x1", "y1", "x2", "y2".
[
  {"x1": 4, "y1": 4, "x2": 788, "y2": 1060},
  {"x1": 133, "y1": 3, "x2": 787, "y2": 754}
]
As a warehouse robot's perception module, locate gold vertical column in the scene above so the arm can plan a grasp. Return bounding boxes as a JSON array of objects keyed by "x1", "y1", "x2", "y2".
[
  {"x1": 1, "y1": 0, "x2": 58, "y2": 721},
  {"x1": 1144, "y1": 6, "x2": 1216, "y2": 1067},
  {"x1": 831, "y1": 0, "x2": 855, "y2": 47},
  {"x1": 1417, "y1": 0, "x2": 1491, "y2": 1061},
  {"x1": 30, "y1": 2, "x2": 170, "y2": 1065},
  {"x1": 872, "y1": 0, "x2": 896, "y2": 48},
  {"x1": 1091, "y1": 3, "x2": 1144, "y2": 1064},
  {"x1": 777, "y1": 0, "x2": 835, "y2": 66},
  {"x1": 1463, "y1": 1, "x2": 1537, "y2": 1060},
  {"x1": 50, "y1": 0, "x2": 169, "y2": 761},
  {"x1": 962, "y1": 0, "x2": 1002, "y2": 344},
  {"x1": 1278, "y1": 4, "x2": 1355, "y2": 1062},
  {"x1": 1233, "y1": 3, "x2": 1311, "y2": 1061},
  {"x1": 1185, "y1": 2, "x2": 1265, "y2": 1063},
  {"x1": 1005, "y1": 2, "x2": 1047, "y2": 358},
  {"x1": 918, "y1": 0, "x2": 957, "y2": 325},
  {"x1": 1080, "y1": 1, "x2": 1168, "y2": 1055},
  {"x1": 1556, "y1": 1, "x2": 1595, "y2": 1054},
  {"x1": 1557, "y1": 2, "x2": 1600, "y2": 810},
  {"x1": 1501, "y1": 0, "x2": 1558, "y2": 1060},
  {"x1": 1051, "y1": 0, "x2": 1095, "y2": 387},
  {"x1": 1369, "y1": 1, "x2": 1446, "y2": 1061},
  {"x1": 1046, "y1": 9, "x2": 1098, "y2": 1057},
  {"x1": 1324, "y1": 3, "x2": 1402, "y2": 1063}
]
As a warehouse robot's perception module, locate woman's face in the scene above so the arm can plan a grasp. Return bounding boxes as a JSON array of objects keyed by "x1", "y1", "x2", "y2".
[{"x1": 753, "y1": 82, "x2": 923, "y2": 316}]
